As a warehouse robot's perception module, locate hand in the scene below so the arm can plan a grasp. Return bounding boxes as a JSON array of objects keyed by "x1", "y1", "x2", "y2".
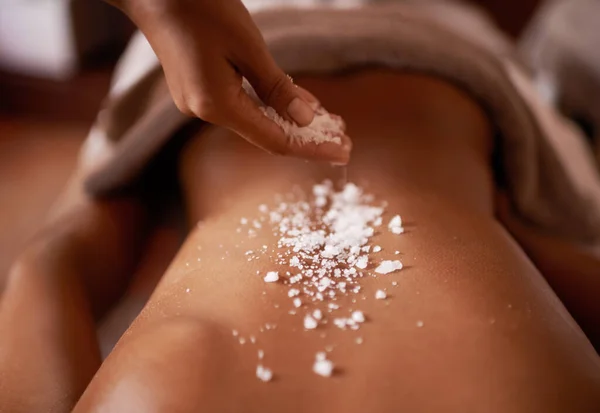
[{"x1": 107, "y1": 0, "x2": 351, "y2": 164}]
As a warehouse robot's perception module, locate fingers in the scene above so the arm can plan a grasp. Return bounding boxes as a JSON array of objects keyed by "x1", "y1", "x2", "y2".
[
  {"x1": 233, "y1": 45, "x2": 315, "y2": 126},
  {"x1": 227, "y1": 83, "x2": 351, "y2": 164}
]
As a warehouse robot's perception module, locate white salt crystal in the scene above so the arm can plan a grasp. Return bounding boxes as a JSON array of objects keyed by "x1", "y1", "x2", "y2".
[
  {"x1": 288, "y1": 288, "x2": 300, "y2": 297},
  {"x1": 313, "y1": 357, "x2": 334, "y2": 377},
  {"x1": 240, "y1": 218, "x2": 248, "y2": 225},
  {"x1": 392, "y1": 281, "x2": 398, "y2": 286},
  {"x1": 258, "y1": 350, "x2": 264, "y2": 359},
  {"x1": 391, "y1": 226, "x2": 405, "y2": 234},
  {"x1": 259, "y1": 204, "x2": 268, "y2": 213},
  {"x1": 264, "y1": 271, "x2": 279, "y2": 283},
  {"x1": 373, "y1": 245, "x2": 382, "y2": 253},
  {"x1": 416, "y1": 320, "x2": 424, "y2": 328},
  {"x1": 333, "y1": 318, "x2": 347, "y2": 329},
  {"x1": 355, "y1": 337, "x2": 363, "y2": 344},
  {"x1": 293, "y1": 298, "x2": 302, "y2": 308},
  {"x1": 388, "y1": 215, "x2": 402, "y2": 229},
  {"x1": 351, "y1": 311, "x2": 365, "y2": 323},
  {"x1": 395, "y1": 251, "x2": 400, "y2": 255},
  {"x1": 261, "y1": 106, "x2": 344, "y2": 145},
  {"x1": 185, "y1": 288, "x2": 190, "y2": 293},
  {"x1": 250, "y1": 335, "x2": 256, "y2": 344},
  {"x1": 328, "y1": 303, "x2": 339, "y2": 310},
  {"x1": 232, "y1": 330, "x2": 238, "y2": 336},
  {"x1": 304, "y1": 315, "x2": 318, "y2": 329},
  {"x1": 316, "y1": 351, "x2": 327, "y2": 361},
  {"x1": 375, "y1": 289, "x2": 387, "y2": 300},
  {"x1": 256, "y1": 365, "x2": 273, "y2": 382},
  {"x1": 239, "y1": 337, "x2": 246, "y2": 345},
  {"x1": 313, "y1": 309, "x2": 323, "y2": 320},
  {"x1": 375, "y1": 260, "x2": 403, "y2": 275},
  {"x1": 355, "y1": 255, "x2": 368, "y2": 269}
]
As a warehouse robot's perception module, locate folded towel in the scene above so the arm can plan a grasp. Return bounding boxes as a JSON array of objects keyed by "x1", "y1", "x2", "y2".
[
  {"x1": 520, "y1": 0, "x2": 600, "y2": 163},
  {"x1": 80, "y1": 0, "x2": 600, "y2": 247}
]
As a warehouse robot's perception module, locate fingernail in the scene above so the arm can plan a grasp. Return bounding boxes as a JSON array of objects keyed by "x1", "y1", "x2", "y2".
[{"x1": 287, "y1": 97, "x2": 314, "y2": 126}]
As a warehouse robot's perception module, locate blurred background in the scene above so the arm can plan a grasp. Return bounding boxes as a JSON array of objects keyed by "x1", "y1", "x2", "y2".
[{"x1": 0, "y1": 0, "x2": 542, "y2": 279}]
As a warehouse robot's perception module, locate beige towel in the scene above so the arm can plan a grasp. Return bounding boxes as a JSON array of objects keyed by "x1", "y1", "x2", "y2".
[
  {"x1": 80, "y1": 0, "x2": 600, "y2": 247},
  {"x1": 520, "y1": 0, "x2": 600, "y2": 162}
]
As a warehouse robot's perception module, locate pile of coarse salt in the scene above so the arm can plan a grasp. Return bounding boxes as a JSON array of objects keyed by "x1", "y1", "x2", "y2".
[{"x1": 237, "y1": 180, "x2": 407, "y2": 382}]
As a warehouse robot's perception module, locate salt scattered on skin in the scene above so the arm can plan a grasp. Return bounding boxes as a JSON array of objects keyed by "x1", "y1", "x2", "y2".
[
  {"x1": 232, "y1": 330, "x2": 238, "y2": 337},
  {"x1": 355, "y1": 255, "x2": 368, "y2": 269},
  {"x1": 264, "y1": 271, "x2": 279, "y2": 283},
  {"x1": 239, "y1": 337, "x2": 246, "y2": 345},
  {"x1": 304, "y1": 315, "x2": 318, "y2": 330},
  {"x1": 375, "y1": 260, "x2": 403, "y2": 275},
  {"x1": 388, "y1": 215, "x2": 402, "y2": 229},
  {"x1": 416, "y1": 320, "x2": 424, "y2": 328},
  {"x1": 375, "y1": 290, "x2": 387, "y2": 300},
  {"x1": 351, "y1": 311, "x2": 365, "y2": 323},
  {"x1": 258, "y1": 350, "x2": 264, "y2": 359},
  {"x1": 256, "y1": 365, "x2": 273, "y2": 382},
  {"x1": 313, "y1": 353, "x2": 334, "y2": 377},
  {"x1": 237, "y1": 180, "x2": 411, "y2": 380}
]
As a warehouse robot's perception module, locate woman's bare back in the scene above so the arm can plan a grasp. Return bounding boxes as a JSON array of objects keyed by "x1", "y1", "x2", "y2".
[{"x1": 74, "y1": 71, "x2": 600, "y2": 413}]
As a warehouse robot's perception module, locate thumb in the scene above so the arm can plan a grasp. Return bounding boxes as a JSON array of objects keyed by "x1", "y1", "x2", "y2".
[{"x1": 236, "y1": 50, "x2": 316, "y2": 127}]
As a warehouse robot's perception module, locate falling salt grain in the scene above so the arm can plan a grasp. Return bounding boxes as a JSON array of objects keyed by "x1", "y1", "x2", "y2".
[
  {"x1": 416, "y1": 320, "x2": 424, "y2": 328},
  {"x1": 375, "y1": 260, "x2": 403, "y2": 275},
  {"x1": 256, "y1": 365, "x2": 273, "y2": 382},
  {"x1": 375, "y1": 290, "x2": 387, "y2": 300},
  {"x1": 264, "y1": 271, "x2": 279, "y2": 283},
  {"x1": 239, "y1": 337, "x2": 246, "y2": 345},
  {"x1": 185, "y1": 288, "x2": 191, "y2": 293},
  {"x1": 258, "y1": 350, "x2": 265, "y2": 359},
  {"x1": 232, "y1": 330, "x2": 239, "y2": 337}
]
